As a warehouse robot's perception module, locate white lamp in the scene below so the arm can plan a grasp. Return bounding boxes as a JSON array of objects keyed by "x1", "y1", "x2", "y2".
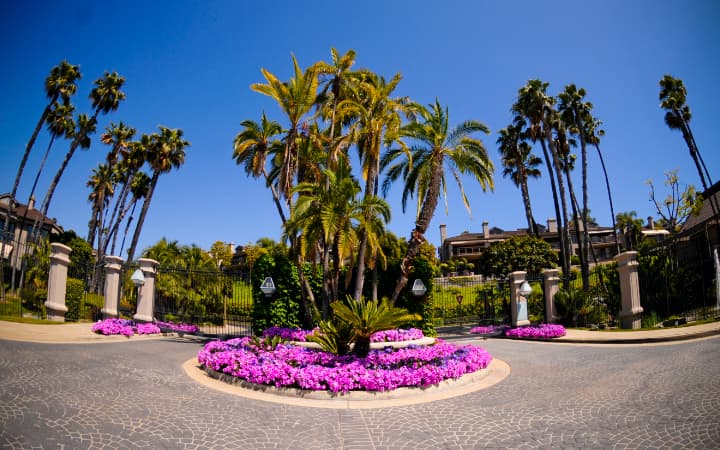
[
  {"x1": 260, "y1": 277, "x2": 277, "y2": 297},
  {"x1": 411, "y1": 279, "x2": 427, "y2": 297},
  {"x1": 519, "y1": 280, "x2": 532, "y2": 298},
  {"x1": 131, "y1": 269, "x2": 145, "y2": 287}
]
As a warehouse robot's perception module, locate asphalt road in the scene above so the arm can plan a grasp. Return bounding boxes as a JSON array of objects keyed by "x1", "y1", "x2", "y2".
[{"x1": 1, "y1": 335, "x2": 719, "y2": 449}]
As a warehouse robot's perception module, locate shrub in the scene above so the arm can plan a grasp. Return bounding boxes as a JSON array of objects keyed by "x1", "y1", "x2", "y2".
[
  {"x1": 251, "y1": 253, "x2": 304, "y2": 333},
  {"x1": 65, "y1": 278, "x2": 86, "y2": 322}
]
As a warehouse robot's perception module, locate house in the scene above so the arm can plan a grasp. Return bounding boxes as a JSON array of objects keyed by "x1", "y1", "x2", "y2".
[
  {"x1": 0, "y1": 194, "x2": 63, "y2": 271},
  {"x1": 439, "y1": 218, "x2": 621, "y2": 265},
  {"x1": 675, "y1": 181, "x2": 720, "y2": 262}
]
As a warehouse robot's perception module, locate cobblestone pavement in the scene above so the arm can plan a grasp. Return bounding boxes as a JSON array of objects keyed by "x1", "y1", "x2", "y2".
[{"x1": 1, "y1": 336, "x2": 719, "y2": 449}]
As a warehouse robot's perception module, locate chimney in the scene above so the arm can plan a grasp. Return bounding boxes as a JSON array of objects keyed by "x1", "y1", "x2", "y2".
[
  {"x1": 547, "y1": 218, "x2": 557, "y2": 233},
  {"x1": 439, "y1": 224, "x2": 447, "y2": 244},
  {"x1": 647, "y1": 216, "x2": 654, "y2": 230},
  {"x1": 482, "y1": 221, "x2": 489, "y2": 239},
  {"x1": 28, "y1": 196, "x2": 35, "y2": 210}
]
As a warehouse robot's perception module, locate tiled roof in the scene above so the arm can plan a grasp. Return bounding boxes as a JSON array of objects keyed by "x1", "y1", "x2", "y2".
[
  {"x1": 0, "y1": 194, "x2": 60, "y2": 228},
  {"x1": 681, "y1": 181, "x2": 720, "y2": 232}
]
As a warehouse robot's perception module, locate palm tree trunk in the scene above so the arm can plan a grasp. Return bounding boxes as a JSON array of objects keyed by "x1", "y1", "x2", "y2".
[
  {"x1": 353, "y1": 149, "x2": 379, "y2": 301},
  {"x1": 518, "y1": 163, "x2": 537, "y2": 236},
  {"x1": 126, "y1": 171, "x2": 159, "y2": 262},
  {"x1": 538, "y1": 138, "x2": 569, "y2": 277},
  {"x1": 391, "y1": 152, "x2": 443, "y2": 303},
  {"x1": 565, "y1": 164, "x2": 589, "y2": 290},
  {"x1": 593, "y1": 143, "x2": 620, "y2": 255}
]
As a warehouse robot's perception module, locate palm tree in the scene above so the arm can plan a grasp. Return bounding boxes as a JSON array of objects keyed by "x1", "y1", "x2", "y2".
[
  {"x1": 250, "y1": 55, "x2": 318, "y2": 204},
  {"x1": 336, "y1": 70, "x2": 415, "y2": 300},
  {"x1": 558, "y1": 84, "x2": 594, "y2": 271},
  {"x1": 32, "y1": 72, "x2": 126, "y2": 246},
  {"x1": 497, "y1": 120, "x2": 541, "y2": 235},
  {"x1": 381, "y1": 99, "x2": 493, "y2": 302},
  {"x1": 512, "y1": 79, "x2": 572, "y2": 278},
  {"x1": 616, "y1": 211, "x2": 644, "y2": 251},
  {"x1": 576, "y1": 118, "x2": 618, "y2": 254},
  {"x1": 659, "y1": 75, "x2": 718, "y2": 220},
  {"x1": 233, "y1": 112, "x2": 287, "y2": 224},
  {"x1": 88, "y1": 122, "x2": 136, "y2": 249},
  {"x1": 126, "y1": 127, "x2": 189, "y2": 262},
  {"x1": 314, "y1": 48, "x2": 356, "y2": 167},
  {"x1": 1, "y1": 62, "x2": 80, "y2": 284}
]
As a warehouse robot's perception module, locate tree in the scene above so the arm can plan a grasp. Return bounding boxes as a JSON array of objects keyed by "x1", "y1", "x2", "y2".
[
  {"x1": 381, "y1": 99, "x2": 493, "y2": 302},
  {"x1": 336, "y1": 70, "x2": 415, "y2": 300},
  {"x1": 126, "y1": 127, "x2": 189, "y2": 262},
  {"x1": 616, "y1": 211, "x2": 644, "y2": 251},
  {"x1": 233, "y1": 113, "x2": 287, "y2": 224},
  {"x1": 497, "y1": 120, "x2": 541, "y2": 235},
  {"x1": 585, "y1": 118, "x2": 620, "y2": 254},
  {"x1": 646, "y1": 170, "x2": 702, "y2": 232},
  {"x1": 512, "y1": 79, "x2": 572, "y2": 279},
  {"x1": 32, "y1": 72, "x2": 126, "y2": 246},
  {"x1": 2, "y1": 61, "x2": 81, "y2": 254},
  {"x1": 209, "y1": 241, "x2": 234, "y2": 269},
  {"x1": 478, "y1": 236, "x2": 558, "y2": 277},
  {"x1": 659, "y1": 75, "x2": 719, "y2": 222}
]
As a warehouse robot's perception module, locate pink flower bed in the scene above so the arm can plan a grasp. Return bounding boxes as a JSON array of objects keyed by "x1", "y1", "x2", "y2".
[
  {"x1": 470, "y1": 324, "x2": 566, "y2": 339},
  {"x1": 91, "y1": 319, "x2": 196, "y2": 337},
  {"x1": 198, "y1": 337, "x2": 492, "y2": 393}
]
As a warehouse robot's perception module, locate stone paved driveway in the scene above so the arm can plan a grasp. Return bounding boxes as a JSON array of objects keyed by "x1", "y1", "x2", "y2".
[{"x1": 1, "y1": 336, "x2": 719, "y2": 449}]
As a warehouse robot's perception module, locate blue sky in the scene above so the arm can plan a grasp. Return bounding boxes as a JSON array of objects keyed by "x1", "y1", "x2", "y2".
[{"x1": 1, "y1": 0, "x2": 718, "y2": 257}]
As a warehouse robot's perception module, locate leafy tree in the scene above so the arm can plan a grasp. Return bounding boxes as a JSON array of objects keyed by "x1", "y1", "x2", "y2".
[
  {"x1": 615, "y1": 211, "x2": 644, "y2": 250},
  {"x1": 478, "y1": 236, "x2": 558, "y2": 277},
  {"x1": 646, "y1": 169, "x2": 702, "y2": 232},
  {"x1": 209, "y1": 241, "x2": 233, "y2": 269},
  {"x1": 381, "y1": 99, "x2": 493, "y2": 302}
]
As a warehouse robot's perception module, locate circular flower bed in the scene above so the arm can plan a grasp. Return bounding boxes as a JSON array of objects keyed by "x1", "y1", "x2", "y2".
[
  {"x1": 91, "y1": 318, "x2": 199, "y2": 337},
  {"x1": 198, "y1": 336, "x2": 492, "y2": 393},
  {"x1": 470, "y1": 324, "x2": 566, "y2": 339}
]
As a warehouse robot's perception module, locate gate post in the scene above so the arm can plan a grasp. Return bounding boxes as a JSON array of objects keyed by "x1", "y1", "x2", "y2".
[
  {"x1": 542, "y1": 268, "x2": 560, "y2": 323},
  {"x1": 615, "y1": 251, "x2": 643, "y2": 329},
  {"x1": 45, "y1": 243, "x2": 72, "y2": 321},
  {"x1": 101, "y1": 255, "x2": 124, "y2": 319},
  {"x1": 133, "y1": 258, "x2": 158, "y2": 323},
  {"x1": 510, "y1": 271, "x2": 531, "y2": 327}
]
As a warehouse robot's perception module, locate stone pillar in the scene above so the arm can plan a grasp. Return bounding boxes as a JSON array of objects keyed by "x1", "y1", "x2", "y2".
[
  {"x1": 45, "y1": 243, "x2": 72, "y2": 321},
  {"x1": 133, "y1": 258, "x2": 159, "y2": 323},
  {"x1": 543, "y1": 268, "x2": 561, "y2": 323},
  {"x1": 101, "y1": 255, "x2": 124, "y2": 319},
  {"x1": 510, "y1": 271, "x2": 531, "y2": 327},
  {"x1": 616, "y1": 251, "x2": 643, "y2": 329}
]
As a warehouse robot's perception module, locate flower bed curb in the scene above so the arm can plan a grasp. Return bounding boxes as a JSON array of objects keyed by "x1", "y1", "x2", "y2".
[{"x1": 183, "y1": 357, "x2": 510, "y2": 409}]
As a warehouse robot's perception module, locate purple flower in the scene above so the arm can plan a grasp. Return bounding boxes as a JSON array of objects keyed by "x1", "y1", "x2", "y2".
[
  {"x1": 504, "y1": 324, "x2": 566, "y2": 339},
  {"x1": 197, "y1": 337, "x2": 492, "y2": 393},
  {"x1": 155, "y1": 320, "x2": 200, "y2": 333}
]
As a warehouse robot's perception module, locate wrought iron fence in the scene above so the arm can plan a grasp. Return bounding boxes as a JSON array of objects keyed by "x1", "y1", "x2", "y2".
[
  {"x1": 639, "y1": 229, "x2": 719, "y2": 326},
  {"x1": 432, "y1": 275, "x2": 513, "y2": 327},
  {"x1": 152, "y1": 267, "x2": 253, "y2": 337},
  {"x1": 561, "y1": 266, "x2": 619, "y2": 328},
  {"x1": 66, "y1": 260, "x2": 105, "y2": 322}
]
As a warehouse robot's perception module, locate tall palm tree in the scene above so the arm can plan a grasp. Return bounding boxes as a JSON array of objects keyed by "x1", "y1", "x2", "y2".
[
  {"x1": 585, "y1": 118, "x2": 620, "y2": 254},
  {"x1": 32, "y1": 72, "x2": 126, "y2": 245},
  {"x1": 233, "y1": 112, "x2": 287, "y2": 224},
  {"x1": 88, "y1": 122, "x2": 136, "y2": 249},
  {"x1": 107, "y1": 140, "x2": 149, "y2": 256},
  {"x1": 381, "y1": 99, "x2": 493, "y2": 302},
  {"x1": 558, "y1": 84, "x2": 593, "y2": 270},
  {"x1": 659, "y1": 75, "x2": 718, "y2": 220},
  {"x1": 512, "y1": 80, "x2": 571, "y2": 278},
  {"x1": 1, "y1": 62, "x2": 80, "y2": 281},
  {"x1": 126, "y1": 127, "x2": 189, "y2": 262},
  {"x1": 336, "y1": 70, "x2": 415, "y2": 299},
  {"x1": 497, "y1": 120, "x2": 541, "y2": 235}
]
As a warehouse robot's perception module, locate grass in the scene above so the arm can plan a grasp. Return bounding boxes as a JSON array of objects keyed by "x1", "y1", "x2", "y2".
[{"x1": 0, "y1": 315, "x2": 65, "y2": 324}]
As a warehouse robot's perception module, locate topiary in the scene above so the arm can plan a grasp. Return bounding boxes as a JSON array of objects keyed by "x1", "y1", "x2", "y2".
[{"x1": 64, "y1": 278, "x2": 85, "y2": 322}]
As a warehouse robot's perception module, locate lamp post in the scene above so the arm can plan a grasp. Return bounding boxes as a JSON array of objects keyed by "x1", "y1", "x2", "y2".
[
  {"x1": 456, "y1": 294, "x2": 464, "y2": 326},
  {"x1": 519, "y1": 281, "x2": 532, "y2": 298},
  {"x1": 411, "y1": 279, "x2": 426, "y2": 297}
]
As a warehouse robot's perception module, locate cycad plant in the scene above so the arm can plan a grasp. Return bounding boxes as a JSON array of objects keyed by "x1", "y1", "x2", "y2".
[{"x1": 308, "y1": 297, "x2": 420, "y2": 357}]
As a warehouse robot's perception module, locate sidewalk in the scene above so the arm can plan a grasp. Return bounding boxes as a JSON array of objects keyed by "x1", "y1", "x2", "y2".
[
  {"x1": 2, "y1": 319, "x2": 719, "y2": 345},
  {"x1": 437, "y1": 321, "x2": 720, "y2": 344}
]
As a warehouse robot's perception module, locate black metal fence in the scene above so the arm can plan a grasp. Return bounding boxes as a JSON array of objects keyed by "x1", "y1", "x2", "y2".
[
  {"x1": 432, "y1": 275, "x2": 517, "y2": 327},
  {"x1": 152, "y1": 267, "x2": 253, "y2": 337},
  {"x1": 639, "y1": 229, "x2": 719, "y2": 326}
]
